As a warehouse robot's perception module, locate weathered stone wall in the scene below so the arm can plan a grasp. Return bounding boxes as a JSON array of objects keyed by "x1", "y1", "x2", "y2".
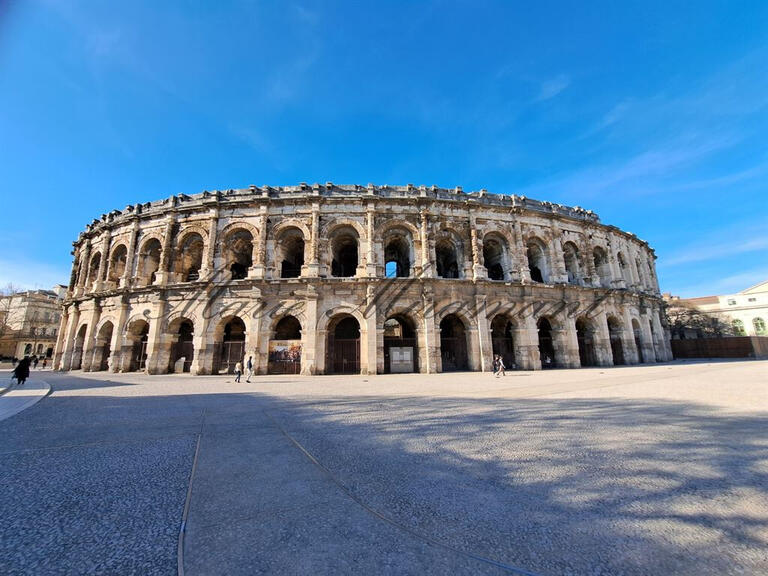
[{"x1": 54, "y1": 184, "x2": 672, "y2": 375}]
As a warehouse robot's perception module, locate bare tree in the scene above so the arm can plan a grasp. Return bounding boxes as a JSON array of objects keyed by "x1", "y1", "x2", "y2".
[{"x1": 665, "y1": 300, "x2": 734, "y2": 339}]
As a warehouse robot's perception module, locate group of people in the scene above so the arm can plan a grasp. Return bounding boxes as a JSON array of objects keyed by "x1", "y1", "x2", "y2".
[{"x1": 233, "y1": 356, "x2": 254, "y2": 383}]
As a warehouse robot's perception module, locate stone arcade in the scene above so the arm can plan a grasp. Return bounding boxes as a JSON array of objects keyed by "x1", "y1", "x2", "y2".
[{"x1": 54, "y1": 184, "x2": 672, "y2": 375}]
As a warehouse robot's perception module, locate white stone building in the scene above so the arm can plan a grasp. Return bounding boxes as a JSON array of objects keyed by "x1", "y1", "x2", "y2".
[
  {"x1": 0, "y1": 287, "x2": 65, "y2": 360},
  {"x1": 54, "y1": 184, "x2": 672, "y2": 375}
]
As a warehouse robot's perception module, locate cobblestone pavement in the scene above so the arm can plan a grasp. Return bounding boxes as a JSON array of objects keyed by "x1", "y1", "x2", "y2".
[{"x1": 0, "y1": 361, "x2": 766, "y2": 575}]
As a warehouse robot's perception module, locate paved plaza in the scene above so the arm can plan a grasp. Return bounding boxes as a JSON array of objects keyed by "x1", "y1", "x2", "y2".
[{"x1": 0, "y1": 361, "x2": 766, "y2": 575}]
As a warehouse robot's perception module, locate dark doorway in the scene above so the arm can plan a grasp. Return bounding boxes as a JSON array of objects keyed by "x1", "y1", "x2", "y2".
[
  {"x1": 95, "y1": 322, "x2": 114, "y2": 371},
  {"x1": 327, "y1": 316, "x2": 360, "y2": 374},
  {"x1": 608, "y1": 317, "x2": 625, "y2": 365},
  {"x1": 331, "y1": 233, "x2": 358, "y2": 277},
  {"x1": 576, "y1": 318, "x2": 597, "y2": 367},
  {"x1": 130, "y1": 323, "x2": 149, "y2": 372},
  {"x1": 491, "y1": 315, "x2": 516, "y2": 369},
  {"x1": 384, "y1": 315, "x2": 418, "y2": 373},
  {"x1": 72, "y1": 324, "x2": 87, "y2": 370},
  {"x1": 632, "y1": 319, "x2": 644, "y2": 363},
  {"x1": 436, "y1": 240, "x2": 459, "y2": 279},
  {"x1": 170, "y1": 320, "x2": 194, "y2": 373},
  {"x1": 537, "y1": 317, "x2": 556, "y2": 368},
  {"x1": 269, "y1": 316, "x2": 302, "y2": 374},
  {"x1": 280, "y1": 232, "x2": 305, "y2": 278},
  {"x1": 384, "y1": 237, "x2": 410, "y2": 278},
  {"x1": 440, "y1": 314, "x2": 468, "y2": 371},
  {"x1": 217, "y1": 317, "x2": 246, "y2": 374}
]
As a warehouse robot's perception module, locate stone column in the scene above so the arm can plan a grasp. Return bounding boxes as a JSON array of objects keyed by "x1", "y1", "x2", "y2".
[
  {"x1": 650, "y1": 309, "x2": 673, "y2": 361},
  {"x1": 94, "y1": 232, "x2": 111, "y2": 292},
  {"x1": 608, "y1": 240, "x2": 626, "y2": 289},
  {"x1": 621, "y1": 307, "x2": 640, "y2": 364},
  {"x1": 593, "y1": 311, "x2": 614, "y2": 366},
  {"x1": 303, "y1": 204, "x2": 321, "y2": 277},
  {"x1": 581, "y1": 232, "x2": 598, "y2": 287},
  {"x1": 421, "y1": 287, "x2": 438, "y2": 372},
  {"x1": 419, "y1": 210, "x2": 433, "y2": 278},
  {"x1": 110, "y1": 301, "x2": 130, "y2": 372},
  {"x1": 200, "y1": 209, "x2": 219, "y2": 281},
  {"x1": 191, "y1": 306, "x2": 212, "y2": 375},
  {"x1": 155, "y1": 216, "x2": 175, "y2": 286},
  {"x1": 515, "y1": 312, "x2": 541, "y2": 369},
  {"x1": 365, "y1": 202, "x2": 377, "y2": 277},
  {"x1": 122, "y1": 219, "x2": 140, "y2": 288},
  {"x1": 250, "y1": 205, "x2": 268, "y2": 279},
  {"x1": 550, "y1": 226, "x2": 567, "y2": 283},
  {"x1": 475, "y1": 295, "x2": 492, "y2": 371},
  {"x1": 75, "y1": 241, "x2": 92, "y2": 297},
  {"x1": 514, "y1": 222, "x2": 531, "y2": 283},
  {"x1": 301, "y1": 287, "x2": 319, "y2": 374},
  {"x1": 247, "y1": 293, "x2": 263, "y2": 373},
  {"x1": 59, "y1": 304, "x2": 81, "y2": 371},
  {"x1": 145, "y1": 298, "x2": 167, "y2": 374},
  {"x1": 561, "y1": 315, "x2": 581, "y2": 368},
  {"x1": 53, "y1": 306, "x2": 71, "y2": 370},
  {"x1": 471, "y1": 223, "x2": 487, "y2": 281},
  {"x1": 637, "y1": 312, "x2": 655, "y2": 363},
  {"x1": 80, "y1": 305, "x2": 102, "y2": 372}
]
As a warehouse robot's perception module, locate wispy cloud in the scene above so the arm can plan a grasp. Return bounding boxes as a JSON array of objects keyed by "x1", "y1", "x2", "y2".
[
  {"x1": 662, "y1": 219, "x2": 768, "y2": 267},
  {"x1": 673, "y1": 267, "x2": 768, "y2": 298},
  {"x1": 0, "y1": 258, "x2": 70, "y2": 291},
  {"x1": 536, "y1": 74, "x2": 570, "y2": 101}
]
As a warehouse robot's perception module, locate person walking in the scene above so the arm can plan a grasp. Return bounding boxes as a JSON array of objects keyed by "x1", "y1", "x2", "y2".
[
  {"x1": 245, "y1": 355, "x2": 253, "y2": 383},
  {"x1": 496, "y1": 355, "x2": 506, "y2": 378},
  {"x1": 492, "y1": 355, "x2": 500, "y2": 377},
  {"x1": 234, "y1": 361, "x2": 242, "y2": 383},
  {"x1": 32, "y1": 356, "x2": 39, "y2": 369},
  {"x1": 12, "y1": 357, "x2": 31, "y2": 386}
]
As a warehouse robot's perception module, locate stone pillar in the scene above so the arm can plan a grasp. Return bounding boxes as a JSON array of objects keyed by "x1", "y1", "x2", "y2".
[
  {"x1": 250, "y1": 206, "x2": 268, "y2": 279},
  {"x1": 303, "y1": 203, "x2": 321, "y2": 278},
  {"x1": 621, "y1": 307, "x2": 640, "y2": 364},
  {"x1": 608, "y1": 240, "x2": 626, "y2": 289},
  {"x1": 80, "y1": 306, "x2": 102, "y2": 372},
  {"x1": 365, "y1": 203, "x2": 377, "y2": 277},
  {"x1": 419, "y1": 210, "x2": 432, "y2": 278},
  {"x1": 560, "y1": 316, "x2": 581, "y2": 368},
  {"x1": 53, "y1": 306, "x2": 71, "y2": 370},
  {"x1": 94, "y1": 232, "x2": 111, "y2": 292},
  {"x1": 75, "y1": 241, "x2": 91, "y2": 297},
  {"x1": 650, "y1": 309, "x2": 672, "y2": 361},
  {"x1": 155, "y1": 216, "x2": 175, "y2": 286},
  {"x1": 515, "y1": 312, "x2": 540, "y2": 370},
  {"x1": 247, "y1": 294, "x2": 264, "y2": 373},
  {"x1": 111, "y1": 301, "x2": 130, "y2": 372},
  {"x1": 145, "y1": 298, "x2": 167, "y2": 374},
  {"x1": 514, "y1": 222, "x2": 532, "y2": 283},
  {"x1": 471, "y1": 224, "x2": 487, "y2": 281},
  {"x1": 200, "y1": 209, "x2": 219, "y2": 281},
  {"x1": 59, "y1": 304, "x2": 81, "y2": 371},
  {"x1": 637, "y1": 312, "x2": 655, "y2": 363},
  {"x1": 551, "y1": 227, "x2": 567, "y2": 284},
  {"x1": 593, "y1": 311, "x2": 614, "y2": 366},
  {"x1": 191, "y1": 307, "x2": 212, "y2": 375},
  {"x1": 581, "y1": 232, "x2": 598, "y2": 287},
  {"x1": 475, "y1": 295, "x2": 492, "y2": 371},
  {"x1": 301, "y1": 287, "x2": 319, "y2": 374},
  {"x1": 122, "y1": 219, "x2": 140, "y2": 288},
  {"x1": 421, "y1": 287, "x2": 438, "y2": 372}
]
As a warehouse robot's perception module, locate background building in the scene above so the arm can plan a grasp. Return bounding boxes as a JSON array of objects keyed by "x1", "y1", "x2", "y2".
[{"x1": 0, "y1": 286, "x2": 66, "y2": 360}]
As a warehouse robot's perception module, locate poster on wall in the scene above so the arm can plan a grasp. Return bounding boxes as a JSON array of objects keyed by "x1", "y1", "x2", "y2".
[{"x1": 268, "y1": 340, "x2": 302, "y2": 373}]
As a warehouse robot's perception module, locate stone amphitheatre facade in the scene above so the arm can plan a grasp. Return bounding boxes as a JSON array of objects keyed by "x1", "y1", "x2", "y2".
[{"x1": 54, "y1": 183, "x2": 672, "y2": 376}]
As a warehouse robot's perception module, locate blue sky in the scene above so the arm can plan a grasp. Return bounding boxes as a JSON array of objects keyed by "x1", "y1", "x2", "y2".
[{"x1": 0, "y1": 1, "x2": 766, "y2": 296}]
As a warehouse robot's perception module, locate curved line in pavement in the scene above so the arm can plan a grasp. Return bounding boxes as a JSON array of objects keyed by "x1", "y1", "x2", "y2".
[{"x1": 264, "y1": 410, "x2": 543, "y2": 576}]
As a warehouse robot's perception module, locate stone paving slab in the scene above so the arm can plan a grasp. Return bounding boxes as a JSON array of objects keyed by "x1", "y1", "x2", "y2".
[{"x1": 0, "y1": 377, "x2": 50, "y2": 422}]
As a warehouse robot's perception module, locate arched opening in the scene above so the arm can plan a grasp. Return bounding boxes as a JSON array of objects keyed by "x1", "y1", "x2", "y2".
[
  {"x1": 277, "y1": 228, "x2": 305, "y2": 279},
  {"x1": 383, "y1": 315, "x2": 418, "y2": 373},
  {"x1": 440, "y1": 314, "x2": 468, "y2": 371},
  {"x1": 225, "y1": 229, "x2": 253, "y2": 280},
  {"x1": 384, "y1": 233, "x2": 411, "y2": 278},
  {"x1": 436, "y1": 239, "x2": 460, "y2": 279},
  {"x1": 537, "y1": 317, "x2": 556, "y2": 368},
  {"x1": 575, "y1": 317, "x2": 597, "y2": 367},
  {"x1": 108, "y1": 245, "x2": 127, "y2": 284},
  {"x1": 752, "y1": 317, "x2": 766, "y2": 336},
  {"x1": 607, "y1": 316, "x2": 625, "y2": 365},
  {"x1": 71, "y1": 324, "x2": 87, "y2": 370},
  {"x1": 732, "y1": 319, "x2": 746, "y2": 336},
  {"x1": 490, "y1": 315, "x2": 515, "y2": 369},
  {"x1": 269, "y1": 315, "x2": 302, "y2": 374},
  {"x1": 330, "y1": 229, "x2": 359, "y2": 278},
  {"x1": 326, "y1": 315, "x2": 360, "y2": 374},
  {"x1": 215, "y1": 317, "x2": 246, "y2": 374},
  {"x1": 563, "y1": 242, "x2": 581, "y2": 285},
  {"x1": 177, "y1": 233, "x2": 204, "y2": 282},
  {"x1": 632, "y1": 319, "x2": 644, "y2": 363},
  {"x1": 139, "y1": 239, "x2": 162, "y2": 286},
  {"x1": 87, "y1": 253, "x2": 101, "y2": 290},
  {"x1": 483, "y1": 235, "x2": 508, "y2": 281},
  {"x1": 93, "y1": 321, "x2": 114, "y2": 371},
  {"x1": 593, "y1": 247, "x2": 611, "y2": 288},
  {"x1": 24, "y1": 343, "x2": 32, "y2": 356},
  {"x1": 526, "y1": 241, "x2": 548, "y2": 283},
  {"x1": 126, "y1": 320, "x2": 149, "y2": 372},
  {"x1": 170, "y1": 320, "x2": 194, "y2": 373}
]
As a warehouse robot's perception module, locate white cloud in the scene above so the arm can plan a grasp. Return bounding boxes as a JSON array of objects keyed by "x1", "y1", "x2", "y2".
[
  {"x1": 536, "y1": 75, "x2": 570, "y2": 101},
  {"x1": 672, "y1": 267, "x2": 768, "y2": 298}
]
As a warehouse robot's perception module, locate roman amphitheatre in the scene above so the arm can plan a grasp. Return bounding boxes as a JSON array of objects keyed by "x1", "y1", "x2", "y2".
[{"x1": 53, "y1": 183, "x2": 672, "y2": 375}]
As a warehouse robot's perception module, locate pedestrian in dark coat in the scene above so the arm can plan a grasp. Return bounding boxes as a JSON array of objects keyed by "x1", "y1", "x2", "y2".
[{"x1": 13, "y1": 357, "x2": 31, "y2": 385}]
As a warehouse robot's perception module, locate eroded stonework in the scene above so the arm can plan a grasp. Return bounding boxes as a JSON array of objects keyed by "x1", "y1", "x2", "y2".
[{"x1": 54, "y1": 183, "x2": 672, "y2": 375}]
